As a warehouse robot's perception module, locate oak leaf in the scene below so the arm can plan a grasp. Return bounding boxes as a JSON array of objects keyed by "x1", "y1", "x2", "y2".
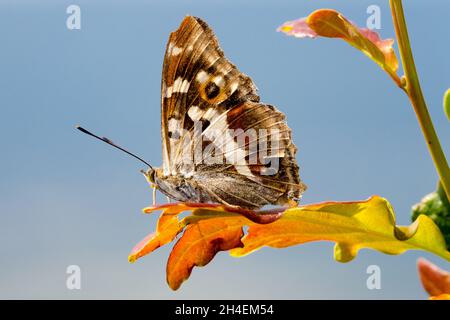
[
  {"x1": 417, "y1": 258, "x2": 450, "y2": 300},
  {"x1": 278, "y1": 9, "x2": 401, "y2": 86},
  {"x1": 130, "y1": 197, "x2": 450, "y2": 290}
]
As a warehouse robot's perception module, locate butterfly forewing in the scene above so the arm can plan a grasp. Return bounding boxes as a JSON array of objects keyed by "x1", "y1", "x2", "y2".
[{"x1": 161, "y1": 17, "x2": 258, "y2": 173}]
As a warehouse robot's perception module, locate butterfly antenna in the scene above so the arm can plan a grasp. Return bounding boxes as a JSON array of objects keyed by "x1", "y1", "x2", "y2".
[{"x1": 76, "y1": 125, "x2": 153, "y2": 169}]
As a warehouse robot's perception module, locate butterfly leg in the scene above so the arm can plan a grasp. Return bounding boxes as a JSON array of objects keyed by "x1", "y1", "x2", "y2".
[{"x1": 151, "y1": 185, "x2": 157, "y2": 206}]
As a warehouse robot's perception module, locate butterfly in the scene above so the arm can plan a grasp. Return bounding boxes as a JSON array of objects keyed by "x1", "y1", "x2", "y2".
[{"x1": 78, "y1": 16, "x2": 306, "y2": 210}]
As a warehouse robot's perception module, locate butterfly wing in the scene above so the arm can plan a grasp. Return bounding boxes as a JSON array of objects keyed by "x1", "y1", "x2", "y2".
[
  {"x1": 160, "y1": 16, "x2": 306, "y2": 209},
  {"x1": 161, "y1": 16, "x2": 258, "y2": 176}
]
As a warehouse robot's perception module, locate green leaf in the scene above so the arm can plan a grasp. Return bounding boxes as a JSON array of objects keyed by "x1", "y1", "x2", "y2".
[
  {"x1": 444, "y1": 89, "x2": 450, "y2": 121},
  {"x1": 231, "y1": 196, "x2": 450, "y2": 262}
]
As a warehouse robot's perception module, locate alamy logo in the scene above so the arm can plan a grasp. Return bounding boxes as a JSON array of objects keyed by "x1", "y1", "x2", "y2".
[
  {"x1": 66, "y1": 265, "x2": 81, "y2": 290},
  {"x1": 366, "y1": 265, "x2": 381, "y2": 290},
  {"x1": 366, "y1": 5, "x2": 381, "y2": 30},
  {"x1": 66, "y1": 5, "x2": 81, "y2": 30},
  {"x1": 167, "y1": 120, "x2": 282, "y2": 176}
]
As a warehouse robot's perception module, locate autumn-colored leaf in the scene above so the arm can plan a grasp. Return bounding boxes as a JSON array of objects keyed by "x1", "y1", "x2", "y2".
[
  {"x1": 231, "y1": 196, "x2": 450, "y2": 262},
  {"x1": 429, "y1": 294, "x2": 450, "y2": 300},
  {"x1": 278, "y1": 9, "x2": 401, "y2": 86},
  {"x1": 167, "y1": 212, "x2": 247, "y2": 290},
  {"x1": 128, "y1": 204, "x2": 188, "y2": 263},
  {"x1": 277, "y1": 17, "x2": 317, "y2": 38},
  {"x1": 130, "y1": 196, "x2": 450, "y2": 290},
  {"x1": 129, "y1": 203, "x2": 285, "y2": 289},
  {"x1": 417, "y1": 258, "x2": 450, "y2": 299}
]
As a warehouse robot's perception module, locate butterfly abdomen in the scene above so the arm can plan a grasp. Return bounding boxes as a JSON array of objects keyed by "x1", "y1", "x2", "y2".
[{"x1": 154, "y1": 169, "x2": 215, "y2": 204}]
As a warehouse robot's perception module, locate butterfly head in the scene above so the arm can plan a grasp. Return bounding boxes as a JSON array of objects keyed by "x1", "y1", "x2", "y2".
[{"x1": 142, "y1": 167, "x2": 156, "y2": 185}]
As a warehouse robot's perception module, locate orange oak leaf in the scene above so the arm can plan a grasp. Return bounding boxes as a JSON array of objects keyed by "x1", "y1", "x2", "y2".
[
  {"x1": 278, "y1": 9, "x2": 401, "y2": 86},
  {"x1": 429, "y1": 294, "x2": 450, "y2": 300},
  {"x1": 130, "y1": 197, "x2": 450, "y2": 290},
  {"x1": 417, "y1": 258, "x2": 450, "y2": 300},
  {"x1": 128, "y1": 205, "x2": 187, "y2": 263},
  {"x1": 167, "y1": 212, "x2": 247, "y2": 290},
  {"x1": 128, "y1": 203, "x2": 284, "y2": 264}
]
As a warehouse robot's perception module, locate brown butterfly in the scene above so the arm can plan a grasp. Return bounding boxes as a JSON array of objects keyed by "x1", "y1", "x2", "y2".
[{"x1": 78, "y1": 16, "x2": 306, "y2": 210}]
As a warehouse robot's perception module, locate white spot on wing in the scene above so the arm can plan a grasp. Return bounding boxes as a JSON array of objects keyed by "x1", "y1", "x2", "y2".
[
  {"x1": 187, "y1": 106, "x2": 203, "y2": 121},
  {"x1": 203, "y1": 108, "x2": 218, "y2": 121},
  {"x1": 165, "y1": 87, "x2": 172, "y2": 98},
  {"x1": 168, "y1": 118, "x2": 180, "y2": 133},
  {"x1": 212, "y1": 75, "x2": 225, "y2": 87},
  {"x1": 171, "y1": 46, "x2": 182, "y2": 56},
  {"x1": 230, "y1": 81, "x2": 239, "y2": 94},
  {"x1": 168, "y1": 118, "x2": 181, "y2": 176},
  {"x1": 196, "y1": 70, "x2": 209, "y2": 84},
  {"x1": 165, "y1": 77, "x2": 190, "y2": 98}
]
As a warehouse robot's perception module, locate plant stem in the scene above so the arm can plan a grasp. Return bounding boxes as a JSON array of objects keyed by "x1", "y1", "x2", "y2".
[{"x1": 390, "y1": 0, "x2": 450, "y2": 201}]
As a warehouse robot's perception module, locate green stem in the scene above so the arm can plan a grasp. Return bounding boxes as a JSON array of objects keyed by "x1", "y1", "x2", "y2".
[{"x1": 390, "y1": 0, "x2": 450, "y2": 201}]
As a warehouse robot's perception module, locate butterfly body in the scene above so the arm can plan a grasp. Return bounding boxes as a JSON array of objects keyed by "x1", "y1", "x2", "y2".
[
  {"x1": 149, "y1": 168, "x2": 215, "y2": 204},
  {"x1": 146, "y1": 16, "x2": 306, "y2": 210}
]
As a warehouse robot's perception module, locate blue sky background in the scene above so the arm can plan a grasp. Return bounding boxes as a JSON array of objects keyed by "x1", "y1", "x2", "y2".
[{"x1": 0, "y1": 0, "x2": 449, "y2": 299}]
